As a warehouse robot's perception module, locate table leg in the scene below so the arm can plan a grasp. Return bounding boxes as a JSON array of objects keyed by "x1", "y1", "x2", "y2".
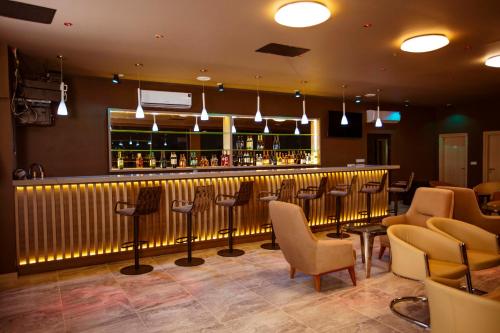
[
  {"x1": 360, "y1": 234, "x2": 365, "y2": 263},
  {"x1": 363, "y1": 232, "x2": 374, "y2": 278}
]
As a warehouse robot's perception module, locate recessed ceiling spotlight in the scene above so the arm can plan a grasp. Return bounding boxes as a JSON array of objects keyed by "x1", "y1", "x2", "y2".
[
  {"x1": 154, "y1": 34, "x2": 164, "y2": 39},
  {"x1": 197, "y1": 76, "x2": 211, "y2": 81},
  {"x1": 355, "y1": 95, "x2": 362, "y2": 104},
  {"x1": 274, "y1": 1, "x2": 331, "y2": 28},
  {"x1": 364, "y1": 93, "x2": 376, "y2": 98},
  {"x1": 294, "y1": 90, "x2": 301, "y2": 98},
  {"x1": 112, "y1": 74, "x2": 120, "y2": 84},
  {"x1": 217, "y1": 83, "x2": 224, "y2": 92},
  {"x1": 363, "y1": 23, "x2": 372, "y2": 28},
  {"x1": 400, "y1": 34, "x2": 449, "y2": 53},
  {"x1": 63, "y1": 22, "x2": 73, "y2": 27},
  {"x1": 485, "y1": 55, "x2": 500, "y2": 68}
]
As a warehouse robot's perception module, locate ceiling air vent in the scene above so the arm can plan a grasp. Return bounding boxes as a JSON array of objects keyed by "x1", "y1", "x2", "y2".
[
  {"x1": 0, "y1": 1, "x2": 56, "y2": 24},
  {"x1": 255, "y1": 43, "x2": 310, "y2": 57}
]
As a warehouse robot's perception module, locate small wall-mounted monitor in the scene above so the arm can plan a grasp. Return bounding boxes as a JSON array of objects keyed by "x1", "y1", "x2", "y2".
[{"x1": 328, "y1": 111, "x2": 363, "y2": 138}]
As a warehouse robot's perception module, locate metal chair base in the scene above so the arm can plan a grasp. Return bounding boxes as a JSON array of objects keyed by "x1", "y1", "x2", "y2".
[
  {"x1": 459, "y1": 285, "x2": 487, "y2": 295},
  {"x1": 120, "y1": 264, "x2": 154, "y2": 275},
  {"x1": 261, "y1": 242, "x2": 280, "y2": 250},
  {"x1": 175, "y1": 257, "x2": 205, "y2": 267},
  {"x1": 218, "y1": 248, "x2": 245, "y2": 257},
  {"x1": 326, "y1": 232, "x2": 350, "y2": 239},
  {"x1": 390, "y1": 296, "x2": 430, "y2": 329}
]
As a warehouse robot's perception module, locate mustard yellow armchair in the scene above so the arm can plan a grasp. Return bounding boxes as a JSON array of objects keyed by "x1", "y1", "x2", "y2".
[{"x1": 425, "y1": 278, "x2": 500, "y2": 333}]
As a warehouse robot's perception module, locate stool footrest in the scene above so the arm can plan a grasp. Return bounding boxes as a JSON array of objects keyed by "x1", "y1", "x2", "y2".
[
  {"x1": 175, "y1": 236, "x2": 198, "y2": 244},
  {"x1": 121, "y1": 240, "x2": 148, "y2": 249},
  {"x1": 218, "y1": 228, "x2": 237, "y2": 235},
  {"x1": 260, "y1": 223, "x2": 272, "y2": 230},
  {"x1": 327, "y1": 215, "x2": 339, "y2": 222},
  {"x1": 358, "y1": 210, "x2": 368, "y2": 216}
]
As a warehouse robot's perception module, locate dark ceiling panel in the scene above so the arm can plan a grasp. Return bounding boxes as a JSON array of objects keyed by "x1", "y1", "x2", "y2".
[
  {"x1": 256, "y1": 43, "x2": 310, "y2": 57},
  {"x1": 0, "y1": 0, "x2": 56, "y2": 24}
]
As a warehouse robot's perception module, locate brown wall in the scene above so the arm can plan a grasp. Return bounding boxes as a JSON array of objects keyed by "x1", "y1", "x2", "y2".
[
  {"x1": 0, "y1": 44, "x2": 16, "y2": 273},
  {"x1": 15, "y1": 75, "x2": 437, "y2": 182},
  {"x1": 435, "y1": 102, "x2": 500, "y2": 187}
]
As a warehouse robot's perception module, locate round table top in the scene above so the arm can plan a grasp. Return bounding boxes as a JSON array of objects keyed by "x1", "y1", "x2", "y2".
[{"x1": 486, "y1": 200, "x2": 500, "y2": 210}]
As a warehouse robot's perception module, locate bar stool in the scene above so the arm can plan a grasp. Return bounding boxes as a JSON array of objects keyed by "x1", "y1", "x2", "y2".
[
  {"x1": 326, "y1": 175, "x2": 358, "y2": 239},
  {"x1": 114, "y1": 186, "x2": 162, "y2": 275},
  {"x1": 296, "y1": 177, "x2": 328, "y2": 222},
  {"x1": 215, "y1": 181, "x2": 254, "y2": 257},
  {"x1": 358, "y1": 173, "x2": 388, "y2": 224},
  {"x1": 387, "y1": 172, "x2": 414, "y2": 215},
  {"x1": 171, "y1": 185, "x2": 214, "y2": 267},
  {"x1": 259, "y1": 179, "x2": 296, "y2": 250}
]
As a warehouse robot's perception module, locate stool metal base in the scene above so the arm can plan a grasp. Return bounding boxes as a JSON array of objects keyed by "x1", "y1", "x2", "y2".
[
  {"x1": 175, "y1": 257, "x2": 205, "y2": 267},
  {"x1": 218, "y1": 248, "x2": 245, "y2": 257},
  {"x1": 390, "y1": 296, "x2": 429, "y2": 329},
  {"x1": 326, "y1": 232, "x2": 350, "y2": 239},
  {"x1": 261, "y1": 242, "x2": 280, "y2": 250},
  {"x1": 120, "y1": 264, "x2": 154, "y2": 275}
]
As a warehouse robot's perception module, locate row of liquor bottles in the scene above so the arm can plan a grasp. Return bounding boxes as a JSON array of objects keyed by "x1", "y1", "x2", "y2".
[
  {"x1": 234, "y1": 135, "x2": 282, "y2": 150},
  {"x1": 114, "y1": 149, "x2": 316, "y2": 169}
]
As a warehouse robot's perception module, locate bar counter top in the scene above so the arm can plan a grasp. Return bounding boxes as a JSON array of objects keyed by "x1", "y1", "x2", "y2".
[{"x1": 13, "y1": 165, "x2": 399, "y2": 186}]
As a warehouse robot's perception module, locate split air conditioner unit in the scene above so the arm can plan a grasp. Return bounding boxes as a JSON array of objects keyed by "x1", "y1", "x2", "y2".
[
  {"x1": 141, "y1": 90, "x2": 192, "y2": 109},
  {"x1": 366, "y1": 110, "x2": 401, "y2": 123}
]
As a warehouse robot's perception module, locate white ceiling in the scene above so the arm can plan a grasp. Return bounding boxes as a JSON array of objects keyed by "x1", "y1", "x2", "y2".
[{"x1": 1, "y1": 0, "x2": 500, "y2": 105}]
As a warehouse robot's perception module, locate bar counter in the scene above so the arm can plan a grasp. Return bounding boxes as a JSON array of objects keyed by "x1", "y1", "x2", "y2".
[{"x1": 13, "y1": 165, "x2": 398, "y2": 273}]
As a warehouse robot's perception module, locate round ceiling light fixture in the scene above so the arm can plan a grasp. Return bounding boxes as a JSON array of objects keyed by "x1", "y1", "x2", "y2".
[
  {"x1": 485, "y1": 55, "x2": 500, "y2": 68},
  {"x1": 400, "y1": 34, "x2": 449, "y2": 53},
  {"x1": 274, "y1": 1, "x2": 331, "y2": 28}
]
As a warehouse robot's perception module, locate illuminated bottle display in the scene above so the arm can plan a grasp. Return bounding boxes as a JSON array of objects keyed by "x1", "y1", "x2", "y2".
[
  {"x1": 117, "y1": 151, "x2": 124, "y2": 169},
  {"x1": 135, "y1": 153, "x2": 143, "y2": 168},
  {"x1": 170, "y1": 152, "x2": 177, "y2": 168},
  {"x1": 149, "y1": 153, "x2": 156, "y2": 169}
]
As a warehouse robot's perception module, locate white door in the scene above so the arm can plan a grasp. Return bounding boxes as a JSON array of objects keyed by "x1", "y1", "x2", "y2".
[
  {"x1": 483, "y1": 131, "x2": 500, "y2": 182},
  {"x1": 439, "y1": 133, "x2": 468, "y2": 187}
]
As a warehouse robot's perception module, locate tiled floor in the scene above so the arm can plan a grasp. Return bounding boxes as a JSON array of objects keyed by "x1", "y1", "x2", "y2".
[{"x1": 1, "y1": 232, "x2": 499, "y2": 333}]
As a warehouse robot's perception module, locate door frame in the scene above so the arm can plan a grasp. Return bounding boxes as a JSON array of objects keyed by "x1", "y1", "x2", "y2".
[
  {"x1": 439, "y1": 133, "x2": 468, "y2": 187},
  {"x1": 483, "y1": 131, "x2": 500, "y2": 182}
]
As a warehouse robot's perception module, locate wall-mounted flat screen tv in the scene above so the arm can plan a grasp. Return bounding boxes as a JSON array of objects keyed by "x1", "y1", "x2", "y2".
[{"x1": 328, "y1": 111, "x2": 363, "y2": 138}]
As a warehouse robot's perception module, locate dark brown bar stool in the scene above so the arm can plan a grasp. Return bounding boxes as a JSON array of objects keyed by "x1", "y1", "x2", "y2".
[
  {"x1": 172, "y1": 185, "x2": 214, "y2": 267},
  {"x1": 259, "y1": 179, "x2": 296, "y2": 250},
  {"x1": 358, "y1": 173, "x2": 388, "y2": 224},
  {"x1": 326, "y1": 175, "x2": 358, "y2": 239},
  {"x1": 387, "y1": 172, "x2": 414, "y2": 216},
  {"x1": 115, "y1": 186, "x2": 162, "y2": 275},
  {"x1": 296, "y1": 177, "x2": 328, "y2": 222},
  {"x1": 215, "y1": 181, "x2": 254, "y2": 257}
]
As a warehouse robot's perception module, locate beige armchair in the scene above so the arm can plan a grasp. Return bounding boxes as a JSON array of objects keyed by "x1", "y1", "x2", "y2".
[
  {"x1": 425, "y1": 278, "x2": 500, "y2": 333},
  {"x1": 387, "y1": 224, "x2": 469, "y2": 328},
  {"x1": 379, "y1": 187, "x2": 454, "y2": 258},
  {"x1": 437, "y1": 186, "x2": 500, "y2": 235},
  {"x1": 427, "y1": 217, "x2": 500, "y2": 292},
  {"x1": 268, "y1": 201, "x2": 356, "y2": 292}
]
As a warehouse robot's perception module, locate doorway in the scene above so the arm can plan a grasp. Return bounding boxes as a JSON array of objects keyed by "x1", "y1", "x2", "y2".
[
  {"x1": 483, "y1": 131, "x2": 500, "y2": 182},
  {"x1": 439, "y1": 133, "x2": 468, "y2": 187},
  {"x1": 367, "y1": 134, "x2": 391, "y2": 165}
]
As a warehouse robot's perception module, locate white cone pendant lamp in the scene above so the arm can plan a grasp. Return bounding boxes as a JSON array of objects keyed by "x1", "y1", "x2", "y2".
[
  {"x1": 135, "y1": 63, "x2": 144, "y2": 118},
  {"x1": 254, "y1": 75, "x2": 263, "y2": 122},
  {"x1": 231, "y1": 117, "x2": 237, "y2": 133},
  {"x1": 56, "y1": 55, "x2": 68, "y2": 116},
  {"x1": 301, "y1": 98, "x2": 309, "y2": 124},
  {"x1": 194, "y1": 116, "x2": 200, "y2": 132},
  {"x1": 375, "y1": 90, "x2": 383, "y2": 128},
  {"x1": 341, "y1": 85, "x2": 348, "y2": 125},
  {"x1": 263, "y1": 119, "x2": 270, "y2": 133},
  {"x1": 294, "y1": 121, "x2": 300, "y2": 135},
  {"x1": 200, "y1": 87, "x2": 209, "y2": 120},
  {"x1": 152, "y1": 114, "x2": 158, "y2": 132}
]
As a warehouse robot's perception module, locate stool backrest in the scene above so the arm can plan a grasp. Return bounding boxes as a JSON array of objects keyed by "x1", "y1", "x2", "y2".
[
  {"x1": 405, "y1": 172, "x2": 415, "y2": 192},
  {"x1": 314, "y1": 177, "x2": 328, "y2": 199},
  {"x1": 346, "y1": 175, "x2": 358, "y2": 194},
  {"x1": 376, "y1": 173, "x2": 388, "y2": 193},
  {"x1": 192, "y1": 185, "x2": 214, "y2": 214},
  {"x1": 234, "y1": 181, "x2": 254, "y2": 206},
  {"x1": 135, "y1": 186, "x2": 162, "y2": 215},
  {"x1": 278, "y1": 179, "x2": 296, "y2": 202}
]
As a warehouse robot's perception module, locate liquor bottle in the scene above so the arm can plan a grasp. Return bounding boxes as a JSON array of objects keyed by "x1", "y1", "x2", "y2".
[
  {"x1": 257, "y1": 135, "x2": 264, "y2": 150},
  {"x1": 117, "y1": 151, "x2": 124, "y2": 169},
  {"x1": 159, "y1": 151, "x2": 167, "y2": 168},
  {"x1": 179, "y1": 154, "x2": 187, "y2": 167},
  {"x1": 170, "y1": 152, "x2": 177, "y2": 168},
  {"x1": 276, "y1": 136, "x2": 280, "y2": 150},
  {"x1": 210, "y1": 154, "x2": 218, "y2": 167},
  {"x1": 263, "y1": 151, "x2": 269, "y2": 165},
  {"x1": 246, "y1": 135, "x2": 253, "y2": 150},
  {"x1": 306, "y1": 153, "x2": 311, "y2": 164},
  {"x1": 256, "y1": 153, "x2": 263, "y2": 166},
  {"x1": 190, "y1": 152, "x2": 198, "y2": 167},
  {"x1": 149, "y1": 153, "x2": 156, "y2": 169},
  {"x1": 300, "y1": 151, "x2": 306, "y2": 165},
  {"x1": 135, "y1": 153, "x2": 144, "y2": 168},
  {"x1": 272, "y1": 136, "x2": 278, "y2": 150}
]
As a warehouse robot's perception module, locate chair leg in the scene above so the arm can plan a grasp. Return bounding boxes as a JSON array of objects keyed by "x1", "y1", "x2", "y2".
[
  {"x1": 313, "y1": 275, "x2": 321, "y2": 292},
  {"x1": 175, "y1": 213, "x2": 205, "y2": 267},
  {"x1": 378, "y1": 246, "x2": 386, "y2": 259},
  {"x1": 119, "y1": 215, "x2": 153, "y2": 275},
  {"x1": 367, "y1": 193, "x2": 372, "y2": 224},
  {"x1": 304, "y1": 199, "x2": 310, "y2": 222},
  {"x1": 394, "y1": 193, "x2": 399, "y2": 215},
  {"x1": 290, "y1": 266, "x2": 296, "y2": 279},
  {"x1": 465, "y1": 270, "x2": 474, "y2": 294},
  {"x1": 133, "y1": 215, "x2": 140, "y2": 269},
  {"x1": 348, "y1": 266, "x2": 356, "y2": 286},
  {"x1": 390, "y1": 296, "x2": 430, "y2": 328}
]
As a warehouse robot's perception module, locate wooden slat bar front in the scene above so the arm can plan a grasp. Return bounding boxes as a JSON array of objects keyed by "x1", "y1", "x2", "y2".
[{"x1": 13, "y1": 166, "x2": 397, "y2": 272}]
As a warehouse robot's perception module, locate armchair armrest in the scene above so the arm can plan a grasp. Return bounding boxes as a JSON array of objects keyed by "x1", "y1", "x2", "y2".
[
  {"x1": 314, "y1": 239, "x2": 355, "y2": 274},
  {"x1": 114, "y1": 201, "x2": 135, "y2": 213},
  {"x1": 382, "y1": 214, "x2": 407, "y2": 227}
]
